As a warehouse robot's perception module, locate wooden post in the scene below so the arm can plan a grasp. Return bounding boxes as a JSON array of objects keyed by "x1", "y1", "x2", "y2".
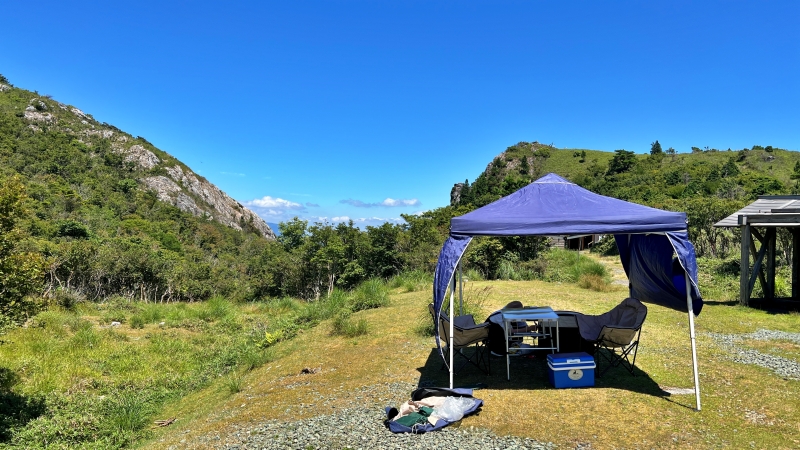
[
  {"x1": 740, "y1": 223, "x2": 750, "y2": 306},
  {"x1": 766, "y1": 228, "x2": 776, "y2": 300},
  {"x1": 750, "y1": 228, "x2": 768, "y2": 298}
]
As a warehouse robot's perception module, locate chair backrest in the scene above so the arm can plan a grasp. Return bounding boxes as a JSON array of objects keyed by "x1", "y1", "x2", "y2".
[
  {"x1": 429, "y1": 303, "x2": 488, "y2": 348},
  {"x1": 576, "y1": 298, "x2": 647, "y2": 344},
  {"x1": 597, "y1": 298, "x2": 647, "y2": 347}
]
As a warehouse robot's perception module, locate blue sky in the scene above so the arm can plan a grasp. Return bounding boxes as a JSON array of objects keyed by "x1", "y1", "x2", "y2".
[{"x1": 3, "y1": 1, "x2": 799, "y2": 228}]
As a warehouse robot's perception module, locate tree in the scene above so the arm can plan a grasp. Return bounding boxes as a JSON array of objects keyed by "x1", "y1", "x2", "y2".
[
  {"x1": 791, "y1": 161, "x2": 800, "y2": 181},
  {"x1": 518, "y1": 156, "x2": 530, "y2": 176},
  {"x1": 650, "y1": 140, "x2": 663, "y2": 155},
  {"x1": 0, "y1": 175, "x2": 45, "y2": 319},
  {"x1": 606, "y1": 150, "x2": 636, "y2": 175},
  {"x1": 722, "y1": 157, "x2": 740, "y2": 178}
]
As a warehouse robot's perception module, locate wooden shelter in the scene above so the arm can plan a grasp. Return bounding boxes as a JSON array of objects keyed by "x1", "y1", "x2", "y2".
[{"x1": 714, "y1": 195, "x2": 800, "y2": 309}]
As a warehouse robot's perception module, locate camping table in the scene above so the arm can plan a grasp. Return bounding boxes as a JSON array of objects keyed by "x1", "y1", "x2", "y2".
[{"x1": 501, "y1": 306, "x2": 560, "y2": 380}]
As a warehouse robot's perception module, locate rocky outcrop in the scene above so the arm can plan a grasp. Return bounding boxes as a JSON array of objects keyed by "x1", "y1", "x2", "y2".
[
  {"x1": 121, "y1": 144, "x2": 161, "y2": 170},
  {"x1": 141, "y1": 176, "x2": 204, "y2": 217},
  {"x1": 162, "y1": 165, "x2": 276, "y2": 239}
]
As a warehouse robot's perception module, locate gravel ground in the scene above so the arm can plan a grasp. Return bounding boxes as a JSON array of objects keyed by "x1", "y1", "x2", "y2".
[
  {"x1": 174, "y1": 381, "x2": 557, "y2": 450},
  {"x1": 707, "y1": 328, "x2": 800, "y2": 380},
  {"x1": 216, "y1": 406, "x2": 556, "y2": 450}
]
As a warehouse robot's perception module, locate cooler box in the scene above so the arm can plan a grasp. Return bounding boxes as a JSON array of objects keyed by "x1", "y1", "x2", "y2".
[{"x1": 547, "y1": 352, "x2": 596, "y2": 388}]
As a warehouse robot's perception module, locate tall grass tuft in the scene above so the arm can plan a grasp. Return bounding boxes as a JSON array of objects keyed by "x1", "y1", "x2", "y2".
[
  {"x1": 103, "y1": 392, "x2": 152, "y2": 443},
  {"x1": 415, "y1": 284, "x2": 492, "y2": 337},
  {"x1": 350, "y1": 278, "x2": 389, "y2": 312},
  {"x1": 578, "y1": 273, "x2": 614, "y2": 292},
  {"x1": 388, "y1": 270, "x2": 432, "y2": 292},
  {"x1": 331, "y1": 311, "x2": 368, "y2": 337},
  {"x1": 542, "y1": 248, "x2": 609, "y2": 284},
  {"x1": 198, "y1": 296, "x2": 234, "y2": 322}
]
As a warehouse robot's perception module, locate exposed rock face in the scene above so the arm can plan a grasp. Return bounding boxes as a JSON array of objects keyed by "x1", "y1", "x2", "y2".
[
  {"x1": 122, "y1": 144, "x2": 161, "y2": 170},
  {"x1": 450, "y1": 182, "x2": 465, "y2": 205},
  {"x1": 141, "y1": 176, "x2": 204, "y2": 217},
  {"x1": 163, "y1": 165, "x2": 275, "y2": 239}
]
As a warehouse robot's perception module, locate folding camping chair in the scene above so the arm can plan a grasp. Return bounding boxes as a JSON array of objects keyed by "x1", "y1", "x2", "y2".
[
  {"x1": 575, "y1": 298, "x2": 647, "y2": 377},
  {"x1": 429, "y1": 303, "x2": 490, "y2": 375}
]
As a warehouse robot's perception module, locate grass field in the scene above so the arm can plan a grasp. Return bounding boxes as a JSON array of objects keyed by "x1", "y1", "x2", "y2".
[
  {"x1": 135, "y1": 255, "x2": 800, "y2": 449},
  {"x1": 1, "y1": 255, "x2": 799, "y2": 449}
]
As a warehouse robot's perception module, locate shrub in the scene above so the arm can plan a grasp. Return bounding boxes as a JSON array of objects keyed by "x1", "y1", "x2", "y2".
[
  {"x1": 541, "y1": 248, "x2": 609, "y2": 284},
  {"x1": 590, "y1": 236, "x2": 619, "y2": 256},
  {"x1": 129, "y1": 314, "x2": 146, "y2": 329}
]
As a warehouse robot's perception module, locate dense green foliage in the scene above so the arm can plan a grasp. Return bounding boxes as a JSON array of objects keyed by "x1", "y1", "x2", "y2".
[
  {"x1": 0, "y1": 78, "x2": 450, "y2": 324},
  {"x1": 0, "y1": 175, "x2": 45, "y2": 327}
]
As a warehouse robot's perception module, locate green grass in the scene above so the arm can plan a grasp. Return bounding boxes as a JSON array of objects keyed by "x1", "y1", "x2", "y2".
[{"x1": 0, "y1": 294, "x2": 353, "y2": 449}]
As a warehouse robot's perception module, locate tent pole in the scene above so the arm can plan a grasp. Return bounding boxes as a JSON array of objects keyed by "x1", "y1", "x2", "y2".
[
  {"x1": 628, "y1": 235, "x2": 633, "y2": 297},
  {"x1": 686, "y1": 274, "x2": 701, "y2": 411},
  {"x1": 458, "y1": 260, "x2": 463, "y2": 316},
  {"x1": 449, "y1": 275, "x2": 455, "y2": 389}
]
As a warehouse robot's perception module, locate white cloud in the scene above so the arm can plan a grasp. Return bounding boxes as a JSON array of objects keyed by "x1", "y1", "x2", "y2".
[
  {"x1": 221, "y1": 171, "x2": 246, "y2": 177},
  {"x1": 244, "y1": 196, "x2": 307, "y2": 219},
  {"x1": 340, "y1": 197, "x2": 421, "y2": 208},
  {"x1": 381, "y1": 198, "x2": 420, "y2": 207},
  {"x1": 247, "y1": 196, "x2": 303, "y2": 209}
]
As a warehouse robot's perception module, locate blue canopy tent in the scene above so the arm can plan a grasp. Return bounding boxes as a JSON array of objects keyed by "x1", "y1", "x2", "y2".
[{"x1": 433, "y1": 173, "x2": 704, "y2": 410}]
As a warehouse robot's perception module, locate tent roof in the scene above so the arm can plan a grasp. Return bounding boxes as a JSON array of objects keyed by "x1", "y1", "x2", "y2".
[{"x1": 451, "y1": 173, "x2": 688, "y2": 237}]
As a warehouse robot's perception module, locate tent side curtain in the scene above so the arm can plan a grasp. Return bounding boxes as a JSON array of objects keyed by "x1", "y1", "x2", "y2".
[
  {"x1": 432, "y1": 235, "x2": 472, "y2": 350},
  {"x1": 615, "y1": 232, "x2": 703, "y2": 316}
]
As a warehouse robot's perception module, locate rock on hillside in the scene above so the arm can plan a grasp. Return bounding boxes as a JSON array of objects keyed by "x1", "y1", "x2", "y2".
[
  {"x1": 113, "y1": 138, "x2": 276, "y2": 240},
  {"x1": 12, "y1": 91, "x2": 276, "y2": 240}
]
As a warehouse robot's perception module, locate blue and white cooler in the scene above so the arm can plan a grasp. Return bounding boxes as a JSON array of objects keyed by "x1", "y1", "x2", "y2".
[{"x1": 546, "y1": 352, "x2": 596, "y2": 388}]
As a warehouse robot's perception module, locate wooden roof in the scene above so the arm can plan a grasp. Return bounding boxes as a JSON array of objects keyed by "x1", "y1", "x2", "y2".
[{"x1": 715, "y1": 195, "x2": 800, "y2": 227}]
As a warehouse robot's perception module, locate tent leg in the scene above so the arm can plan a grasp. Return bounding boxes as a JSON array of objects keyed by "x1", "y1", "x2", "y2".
[
  {"x1": 449, "y1": 276, "x2": 455, "y2": 389},
  {"x1": 458, "y1": 260, "x2": 463, "y2": 316},
  {"x1": 686, "y1": 275, "x2": 701, "y2": 411}
]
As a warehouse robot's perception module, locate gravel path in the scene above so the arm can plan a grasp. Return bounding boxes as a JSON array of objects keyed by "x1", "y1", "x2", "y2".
[
  {"x1": 217, "y1": 406, "x2": 556, "y2": 450},
  {"x1": 707, "y1": 328, "x2": 800, "y2": 380},
  {"x1": 177, "y1": 381, "x2": 557, "y2": 450}
]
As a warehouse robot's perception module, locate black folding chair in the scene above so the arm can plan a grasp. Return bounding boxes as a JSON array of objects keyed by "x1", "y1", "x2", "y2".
[
  {"x1": 429, "y1": 303, "x2": 490, "y2": 375},
  {"x1": 575, "y1": 298, "x2": 647, "y2": 376}
]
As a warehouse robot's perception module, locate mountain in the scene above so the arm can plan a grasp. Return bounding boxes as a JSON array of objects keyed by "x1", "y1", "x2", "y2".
[
  {"x1": 451, "y1": 140, "x2": 799, "y2": 210},
  {"x1": 0, "y1": 75, "x2": 278, "y2": 303},
  {"x1": 0, "y1": 77, "x2": 274, "y2": 240}
]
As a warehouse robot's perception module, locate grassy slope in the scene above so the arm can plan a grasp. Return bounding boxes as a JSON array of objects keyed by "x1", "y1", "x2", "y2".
[{"x1": 141, "y1": 258, "x2": 800, "y2": 449}]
